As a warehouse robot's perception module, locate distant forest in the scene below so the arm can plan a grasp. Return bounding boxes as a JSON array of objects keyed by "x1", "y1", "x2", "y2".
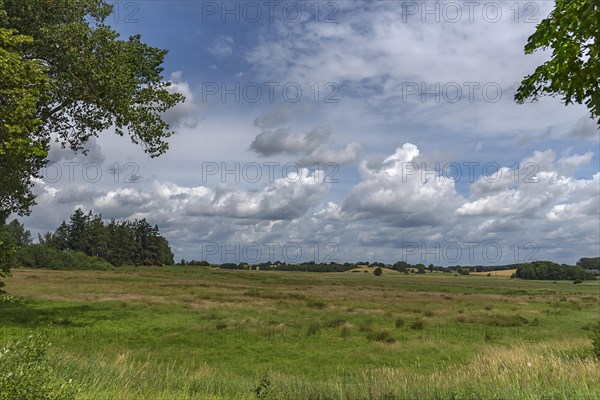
[{"x1": 1, "y1": 209, "x2": 173, "y2": 270}]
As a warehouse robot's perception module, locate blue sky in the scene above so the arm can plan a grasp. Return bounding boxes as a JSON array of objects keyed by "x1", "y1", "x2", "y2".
[{"x1": 22, "y1": 1, "x2": 600, "y2": 266}]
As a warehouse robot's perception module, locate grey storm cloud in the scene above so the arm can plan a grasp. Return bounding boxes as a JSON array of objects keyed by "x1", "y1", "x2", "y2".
[
  {"x1": 567, "y1": 115, "x2": 599, "y2": 139},
  {"x1": 249, "y1": 110, "x2": 362, "y2": 167},
  {"x1": 46, "y1": 137, "x2": 106, "y2": 165},
  {"x1": 249, "y1": 126, "x2": 331, "y2": 156}
]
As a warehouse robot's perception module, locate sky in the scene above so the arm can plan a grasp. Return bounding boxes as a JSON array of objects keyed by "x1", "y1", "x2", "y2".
[{"x1": 20, "y1": 0, "x2": 600, "y2": 266}]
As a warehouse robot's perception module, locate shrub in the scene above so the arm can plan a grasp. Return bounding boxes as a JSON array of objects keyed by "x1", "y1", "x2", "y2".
[
  {"x1": 307, "y1": 321, "x2": 321, "y2": 336},
  {"x1": 0, "y1": 294, "x2": 24, "y2": 303},
  {"x1": 17, "y1": 245, "x2": 111, "y2": 270},
  {"x1": 367, "y1": 329, "x2": 396, "y2": 344},
  {"x1": 0, "y1": 334, "x2": 75, "y2": 400},
  {"x1": 339, "y1": 323, "x2": 351, "y2": 338},
  {"x1": 216, "y1": 322, "x2": 227, "y2": 330},
  {"x1": 410, "y1": 318, "x2": 425, "y2": 330},
  {"x1": 306, "y1": 300, "x2": 327, "y2": 309},
  {"x1": 359, "y1": 319, "x2": 374, "y2": 333},
  {"x1": 373, "y1": 267, "x2": 383, "y2": 276},
  {"x1": 573, "y1": 279, "x2": 583, "y2": 284},
  {"x1": 326, "y1": 318, "x2": 347, "y2": 328}
]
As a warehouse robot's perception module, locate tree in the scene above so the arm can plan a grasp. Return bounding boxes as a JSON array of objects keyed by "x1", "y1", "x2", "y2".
[
  {"x1": 4, "y1": 219, "x2": 31, "y2": 247},
  {"x1": 0, "y1": 219, "x2": 30, "y2": 291},
  {"x1": 0, "y1": 0, "x2": 183, "y2": 287},
  {"x1": 0, "y1": 26, "x2": 49, "y2": 222},
  {"x1": 373, "y1": 267, "x2": 383, "y2": 276},
  {"x1": 0, "y1": 224, "x2": 17, "y2": 293},
  {"x1": 0, "y1": 0, "x2": 184, "y2": 218},
  {"x1": 577, "y1": 257, "x2": 600, "y2": 270},
  {"x1": 515, "y1": 0, "x2": 600, "y2": 126}
]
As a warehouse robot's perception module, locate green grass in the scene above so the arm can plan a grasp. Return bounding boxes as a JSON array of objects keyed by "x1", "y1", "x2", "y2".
[{"x1": 1, "y1": 267, "x2": 599, "y2": 399}]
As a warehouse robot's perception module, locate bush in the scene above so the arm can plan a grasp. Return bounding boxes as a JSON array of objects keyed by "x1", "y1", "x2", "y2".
[
  {"x1": 367, "y1": 329, "x2": 396, "y2": 344},
  {"x1": 17, "y1": 245, "x2": 111, "y2": 270},
  {"x1": 0, "y1": 334, "x2": 75, "y2": 400},
  {"x1": 307, "y1": 321, "x2": 321, "y2": 336},
  {"x1": 339, "y1": 323, "x2": 351, "y2": 338},
  {"x1": 306, "y1": 300, "x2": 327, "y2": 309},
  {"x1": 373, "y1": 267, "x2": 383, "y2": 276},
  {"x1": 0, "y1": 294, "x2": 24, "y2": 303},
  {"x1": 410, "y1": 318, "x2": 425, "y2": 330},
  {"x1": 359, "y1": 318, "x2": 374, "y2": 333}
]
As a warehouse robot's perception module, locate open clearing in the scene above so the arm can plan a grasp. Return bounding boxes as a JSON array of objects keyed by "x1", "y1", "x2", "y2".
[{"x1": 1, "y1": 267, "x2": 599, "y2": 399}]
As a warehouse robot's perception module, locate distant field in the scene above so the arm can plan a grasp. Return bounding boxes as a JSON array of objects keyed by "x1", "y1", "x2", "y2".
[
  {"x1": 345, "y1": 265, "x2": 403, "y2": 274},
  {"x1": 471, "y1": 268, "x2": 517, "y2": 276},
  {"x1": 1, "y1": 267, "x2": 599, "y2": 399}
]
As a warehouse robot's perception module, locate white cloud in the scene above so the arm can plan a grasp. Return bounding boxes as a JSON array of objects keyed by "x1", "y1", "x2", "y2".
[
  {"x1": 163, "y1": 71, "x2": 203, "y2": 129},
  {"x1": 208, "y1": 35, "x2": 234, "y2": 58}
]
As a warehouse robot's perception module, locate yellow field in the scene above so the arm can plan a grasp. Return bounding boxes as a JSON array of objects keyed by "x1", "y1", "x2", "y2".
[
  {"x1": 471, "y1": 269, "x2": 517, "y2": 277},
  {"x1": 344, "y1": 266, "x2": 403, "y2": 274}
]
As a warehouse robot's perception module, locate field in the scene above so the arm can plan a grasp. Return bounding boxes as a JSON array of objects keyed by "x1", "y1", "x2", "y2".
[
  {"x1": 470, "y1": 269, "x2": 517, "y2": 276},
  {"x1": 1, "y1": 267, "x2": 599, "y2": 399}
]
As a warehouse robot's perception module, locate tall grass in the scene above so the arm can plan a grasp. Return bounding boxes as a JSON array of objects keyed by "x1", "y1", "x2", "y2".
[{"x1": 53, "y1": 342, "x2": 599, "y2": 399}]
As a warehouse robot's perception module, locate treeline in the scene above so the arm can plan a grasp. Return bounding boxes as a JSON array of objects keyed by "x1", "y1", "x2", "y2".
[
  {"x1": 515, "y1": 261, "x2": 596, "y2": 281},
  {"x1": 209, "y1": 261, "x2": 358, "y2": 272},
  {"x1": 40, "y1": 209, "x2": 174, "y2": 266},
  {"x1": 576, "y1": 257, "x2": 600, "y2": 270},
  {"x1": 1, "y1": 209, "x2": 174, "y2": 271}
]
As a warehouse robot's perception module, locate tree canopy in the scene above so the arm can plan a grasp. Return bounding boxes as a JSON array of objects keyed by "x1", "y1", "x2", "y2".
[
  {"x1": 0, "y1": 0, "x2": 184, "y2": 219},
  {"x1": 0, "y1": 27, "x2": 49, "y2": 222},
  {"x1": 515, "y1": 260, "x2": 595, "y2": 281},
  {"x1": 515, "y1": 0, "x2": 600, "y2": 126},
  {"x1": 41, "y1": 209, "x2": 174, "y2": 266}
]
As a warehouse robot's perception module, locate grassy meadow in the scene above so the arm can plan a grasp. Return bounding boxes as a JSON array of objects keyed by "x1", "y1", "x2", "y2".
[{"x1": 1, "y1": 267, "x2": 599, "y2": 399}]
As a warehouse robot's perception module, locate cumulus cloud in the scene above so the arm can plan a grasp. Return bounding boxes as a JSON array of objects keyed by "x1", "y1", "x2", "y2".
[
  {"x1": 341, "y1": 143, "x2": 463, "y2": 227},
  {"x1": 19, "y1": 143, "x2": 600, "y2": 265}
]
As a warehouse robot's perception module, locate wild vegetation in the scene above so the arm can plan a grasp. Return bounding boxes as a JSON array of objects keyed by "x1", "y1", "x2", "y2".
[
  {"x1": 516, "y1": 260, "x2": 596, "y2": 281},
  {"x1": 1, "y1": 267, "x2": 598, "y2": 399}
]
